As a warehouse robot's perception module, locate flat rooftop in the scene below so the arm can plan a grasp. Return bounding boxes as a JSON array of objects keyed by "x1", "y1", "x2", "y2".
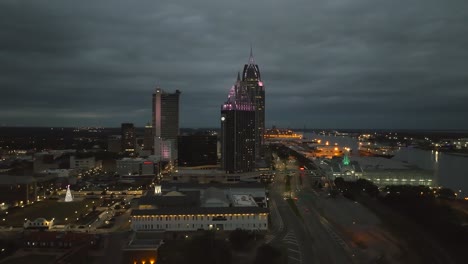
[
  {"x1": 0, "y1": 175, "x2": 56, "y2": 185},
  {"x1": 162, "y1": 182, "x2": 265, "y2": 190},
  {"x1": 125, "y1": 231, "x2": 164, "y2": 250},
  {"x1": 174, "y1": 168, "x2": 223, "y2": 175},
  {"x1": 231, "y1": 194, "x2": 257, "y2": 207},
  {"x1": 132, "y1": 206, "x2": 269, "y2": 216},
  {"x1": 350, "y1": 157, "x2": 421, "y2": 170}
]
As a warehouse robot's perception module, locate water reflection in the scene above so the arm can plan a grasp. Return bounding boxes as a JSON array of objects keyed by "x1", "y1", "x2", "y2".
[
  {"x1": 303, "y1": 133, "x2": 468, "y2": 196},
  {"x1": 431, "y1": 150, "x2": 439, "y2": 163}
]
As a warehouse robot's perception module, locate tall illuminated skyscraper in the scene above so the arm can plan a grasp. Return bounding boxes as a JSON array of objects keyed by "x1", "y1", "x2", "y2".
[
  {"x1": 241, "y1": 47, "x2": 265, "y2": 159},
  {"x1": 221, "y1": 74, "x2": 256, "y2": 173},
  {"x1": 152, "y1": 88, "x2": 181, "y2": 161}
]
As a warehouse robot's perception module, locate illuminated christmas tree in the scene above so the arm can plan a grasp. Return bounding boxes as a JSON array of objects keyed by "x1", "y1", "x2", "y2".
[{"x1": 65, "y1": 185, "x2": 73, "y2": 202}]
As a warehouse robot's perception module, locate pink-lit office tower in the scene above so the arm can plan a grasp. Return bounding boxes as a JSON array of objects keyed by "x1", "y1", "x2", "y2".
[
  {"x1": 221, "y1": 74, "x2": 256, "y2": 173},
  {"x1": 152, "y1": 88, "x2": 181, "y2": 161},
  {"x1": 241, "y1": 48, "x2": 265, "y2": 159}
]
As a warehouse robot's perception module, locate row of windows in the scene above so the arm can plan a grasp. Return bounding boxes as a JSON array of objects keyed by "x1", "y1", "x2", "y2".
[
  {"x1": 135, "y1": 222, "x2": 267, "y2": 230},
  {"x1": 135, "y1": 215, "x2": 265, "y2": 221}
]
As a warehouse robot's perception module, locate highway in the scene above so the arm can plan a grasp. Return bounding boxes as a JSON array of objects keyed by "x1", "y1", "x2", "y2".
[
  {"x1": 269, "y1": 147, "x2": 418, "y2": 263},
  {"x1": 269, "y1": 171, "x2": 311, "y2": 264},
  {"x1": 294, "y1": 172, "x2": 358, "y2": 263},
  {"x1": 269, "y1": 153, "x2": 353, "y2": 264}
]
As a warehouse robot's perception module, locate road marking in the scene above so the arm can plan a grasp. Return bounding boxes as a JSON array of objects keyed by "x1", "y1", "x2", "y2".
[
  {"x1": 309, "y1": 205, "x2": 352, "y2": 254},
  {"x1": 288, "y1": 248, "x2": 300, "y2": 253},
  {"x1": 264, "y1": 234, "x2": 275, "y2": 244},
  {"x1": 288, "y1": 256, "x2": 301, "y2": 261}
]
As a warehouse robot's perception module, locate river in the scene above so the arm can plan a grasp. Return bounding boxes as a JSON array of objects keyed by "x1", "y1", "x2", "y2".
[{"x1": 303, "y1": 133, "x2": 468, "y2": 198}]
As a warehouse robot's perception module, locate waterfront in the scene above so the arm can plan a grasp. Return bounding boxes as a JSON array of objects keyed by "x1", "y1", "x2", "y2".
[
  {"x1": 394, "y1": 147, "x2": 467, "y2": 197},
  {"x1": 304, "y1": 133, "x2": 468, "y2": 198}
]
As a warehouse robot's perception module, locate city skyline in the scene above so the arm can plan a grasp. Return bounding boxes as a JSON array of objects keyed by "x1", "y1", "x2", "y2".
[
  {"x1": 1, "y1": 0, "x2": 468, "y2": 129},
  {"x1": 1, "y1": 2, "x2": 468, "y2": 263}
]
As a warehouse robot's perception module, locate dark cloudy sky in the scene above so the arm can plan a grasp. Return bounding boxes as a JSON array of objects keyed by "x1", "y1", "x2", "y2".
[{"x1": 1, "y1": 0, "x2": 468, "y2": 129}]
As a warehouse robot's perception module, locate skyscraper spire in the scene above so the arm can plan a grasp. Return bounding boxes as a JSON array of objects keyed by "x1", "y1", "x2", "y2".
[
  {"x1": 248, "y1": 43, "x2": 255, "y2": 64},
  {"x1": 237, "y1": 71, "x2": 241, "y2": 81}
]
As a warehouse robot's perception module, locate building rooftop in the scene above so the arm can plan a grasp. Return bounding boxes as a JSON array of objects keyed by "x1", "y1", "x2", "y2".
[
  {"x1": 0, "y1": 175, "x2": 56, "y2": 185},
  {"x1": 231, "y1": 194, "x2": 257, "y2": 207},
  {"x1": 350, "y1": 156, "x2": 421, "y2": 170},
  {"x1": 173, "y1": 168, "x2": 224, "y2": 175},
  {"x1": 138, "y1": 191, "x2": 200, "y2": 208},
  {"x1": 131, "y1": 206, "x2": 269, "y2": 216},
  {"x1": 23, "y1": 231, "x2": 96, "y2": 243},
  {"x1": 202, "y1": 187, "x2": 229, "y2": 206},
  {"x1": 125, "y1": 231, "x2": 165, "y2": 250},
  {"x1": 119, "y1": 158, "x2": 146, "y2": 162},
  {"x1": 162, "y1": 182, "x2": 265, "y2": 190}
]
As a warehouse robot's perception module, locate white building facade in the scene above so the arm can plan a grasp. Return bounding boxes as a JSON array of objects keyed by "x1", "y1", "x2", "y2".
[{"x1": 131, "y1": 208, "x2": 268, "y2": 232}]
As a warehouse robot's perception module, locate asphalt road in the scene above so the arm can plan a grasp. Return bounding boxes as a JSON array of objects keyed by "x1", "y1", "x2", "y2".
[
  {"x1": 273, "y1": 146, "x2": 456, "y2": 264},
  {"x1": 269, "y1": 172, "x2": 312, "y2": 264},
  {"x1": 270, "y1": 154, "x2": 353, "y2": 264},
  {"x1": 295, "y1": 184, "x2": 356, "y2": 263}
]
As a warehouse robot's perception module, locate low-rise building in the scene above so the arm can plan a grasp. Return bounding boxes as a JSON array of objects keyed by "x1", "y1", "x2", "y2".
[
  {"x1": 131, "y1": 207, "x2": 268, "y2": 232},
  {"x1": 70, "y1": 156, "x2": 96, "y2": 170},
  {"x1": 0, "y1": 175, "x2": 55, "y2": 206},
  {"x1": 354, "y1": 156, "x2": 434, "y2": 186},
  {"x1": 41, "y1": 169, "x2": 76, "y2": 178},
  {"x1": 321, "y1": 156, "x2": 434, "y2": 187},
  {"x1": 24, "y1": 218, "x2": 54, "y2": 230},
  {"x1": 319, "y1": 155, "x2": 364, "y2": 181},
  {"x1": 117, "y1": 158, "x2": 155, "y2": 177},
  {"x1": 130, "y1": 183, "x2": 269, "y2": 232},
  {"x1": 22, "y1": 231, "x2": 100, "y2": 249},
  {"x1": 168, "y1": 168, "x2": 265, "y2": 184},
  {"x1": 33, "y1": 153, "x2": 59, "y2": 173},
  {"x1": 162, "y1": 182, "x2": 268, "y2": 208},
  {"x1": 122, "y1": 231, "x2": 162, "y2": 264}
]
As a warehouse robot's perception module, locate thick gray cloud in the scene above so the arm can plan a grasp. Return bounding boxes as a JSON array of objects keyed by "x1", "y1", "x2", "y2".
[{"x1": 1, "y1": 0, "x2": 467, "y2": 129}]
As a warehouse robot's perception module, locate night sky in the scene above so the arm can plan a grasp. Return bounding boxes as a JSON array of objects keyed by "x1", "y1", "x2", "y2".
[{"x1": 1, "y1": 0, "x2": 468, "y2": 129}]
